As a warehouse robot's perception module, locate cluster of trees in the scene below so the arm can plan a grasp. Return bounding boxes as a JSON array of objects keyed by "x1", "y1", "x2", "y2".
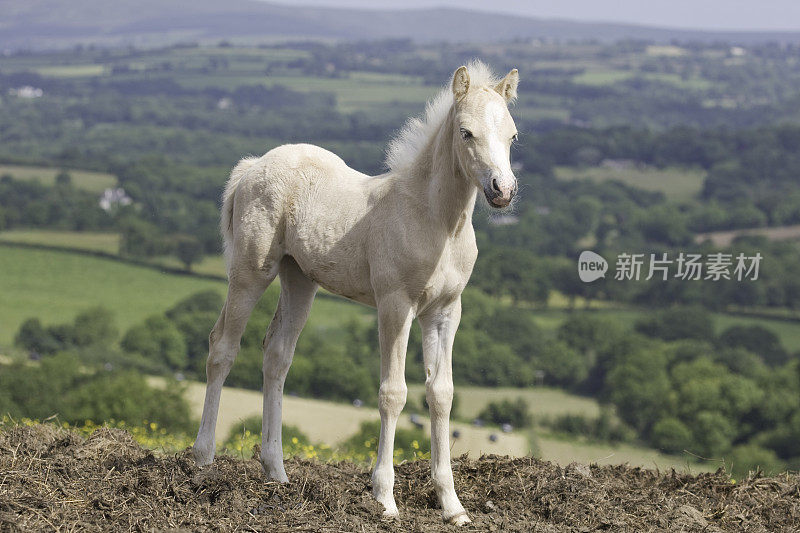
[
  {"x1": 0, "y1": 173, "x2": 111, "y2": 231},
  {"x1": 478, "y1": 398, "x2": 532, "y2": 428},
  {"x1": 11, "y1": 291, "x2": 800, "y2": 473},
  {"x1": 556, "y1": 310, "x2": 800, "y2": 473},
  {"x1": 0, "y1": 353, "x2": 193, "y2": 434}
]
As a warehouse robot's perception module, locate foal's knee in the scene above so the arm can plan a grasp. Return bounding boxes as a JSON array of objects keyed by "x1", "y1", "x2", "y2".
[
  {"x1": 378, "y1": 383, "x2": 407, "y2": 418},
  {"x1": 426, "y1": 380, "x2": 454, "y2": 417},
  {"x1": 206, "y1": 335, "x2": 238, "y2": 375}
]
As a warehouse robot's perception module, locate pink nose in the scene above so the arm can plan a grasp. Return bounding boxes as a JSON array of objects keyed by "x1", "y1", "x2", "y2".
[{"x1": 491, "y1": 177, "x2": 517, "y2": 203}]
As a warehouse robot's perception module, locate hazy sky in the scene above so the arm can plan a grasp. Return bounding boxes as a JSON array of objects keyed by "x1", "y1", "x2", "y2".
[{"x1": 268, "y1": 0, "x2": 800, "y2": 31}]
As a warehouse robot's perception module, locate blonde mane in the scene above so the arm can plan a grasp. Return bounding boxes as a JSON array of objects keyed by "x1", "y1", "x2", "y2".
[{"x1": 384, "y1": 60, "x2": 502, "y2": 173}]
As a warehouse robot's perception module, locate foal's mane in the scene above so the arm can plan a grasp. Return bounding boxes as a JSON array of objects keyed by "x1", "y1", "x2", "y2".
[{"x1": 384, "y1": 60, "x2": 501, "y2": 173}]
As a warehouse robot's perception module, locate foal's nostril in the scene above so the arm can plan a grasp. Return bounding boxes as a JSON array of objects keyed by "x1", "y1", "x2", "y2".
[{"x1": 491, "y1": 178, "x2": 501, "y2": 193}]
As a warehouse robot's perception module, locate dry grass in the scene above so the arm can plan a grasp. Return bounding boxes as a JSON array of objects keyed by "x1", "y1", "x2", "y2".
[{"x1": 1, "y1": 423, "x2": 798, "y2": 532}]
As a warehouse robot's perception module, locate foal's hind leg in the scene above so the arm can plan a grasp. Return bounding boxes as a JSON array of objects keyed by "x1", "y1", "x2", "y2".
[
  {"x1": 193, "y1": 276, "x2": 271, "y2": 465},
  {"x1": 260, "y1": 256, "x2": 317, "y2": 481}
]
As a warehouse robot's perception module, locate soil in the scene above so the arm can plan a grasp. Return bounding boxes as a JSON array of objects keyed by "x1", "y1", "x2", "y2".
[{"x1": 1, "y1": 424, "x2": 799, "y2": 532}]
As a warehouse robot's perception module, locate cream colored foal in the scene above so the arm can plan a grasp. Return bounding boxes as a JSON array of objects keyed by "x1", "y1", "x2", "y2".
[{"x1": 193, "y1": 61, "x2": 519, "y2": 525}]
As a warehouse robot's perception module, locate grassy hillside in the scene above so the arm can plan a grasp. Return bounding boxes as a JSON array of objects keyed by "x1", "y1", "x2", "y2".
[{"x1": 0, "y1": 245, "x2": 372, "y2": 348}]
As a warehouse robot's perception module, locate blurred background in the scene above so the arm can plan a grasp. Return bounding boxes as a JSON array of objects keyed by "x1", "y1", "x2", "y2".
[{"x1": 2, "y1": 0, "x2": 800, "y2": 478}]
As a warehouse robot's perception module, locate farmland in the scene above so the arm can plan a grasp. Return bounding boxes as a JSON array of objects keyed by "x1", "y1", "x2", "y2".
[{"x1": 0, "y1": 164, "x2": 116, "y2": 193}]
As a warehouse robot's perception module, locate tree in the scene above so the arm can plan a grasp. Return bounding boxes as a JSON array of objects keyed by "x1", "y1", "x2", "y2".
[
  {"x1": 175, "y1": 235, "x2": 204, "y2": 271},
  {"x1": 718, "y1": 325, "x2": 788, "y2": 367},
  {"x1": 14, "y1": 317, "x2": 60, "y2": 355},
  {"x1": 478, "y1": 398, "x2": 531, "y2": 428},
  {"x1": 71, "y1": 306, "x2": 118, "y2": 347},
  {"x1": 122, "y1": 315, "x2": 188, "y2": 370},
  {"x1": 651, "y1": 417, "x2": 693, "y2": 454}
]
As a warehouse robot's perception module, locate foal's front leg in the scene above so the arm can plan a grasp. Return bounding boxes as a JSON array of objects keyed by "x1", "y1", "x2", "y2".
[
  {"x1": 371, "y1": 296, "x2": 413, "y2": 517},
  {"x1": 419, "y1": 298, "x2": 470, "y2": 525}
]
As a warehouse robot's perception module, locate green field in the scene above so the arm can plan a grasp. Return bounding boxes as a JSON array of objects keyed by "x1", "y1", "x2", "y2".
[
  {"x1": 0, "y1": 230, "x2": 120, "y2": 254},
  {"x1": 0, "y1": 164, "x2": 117, "y2": 193},
  {"x1": 3, "y1": 235, "x2": 798, "y2": 351},
  {"x1": 174, "y1": 72, "x2": 437, "y2": 112},
  {"x1": 572, "y1": 69, "x2": 713, "y2": 90},
  {"x1": 32, "y1": 64, "x2": 107, "y2": 77},
  {"x1": 407, "y1": 383, "x2": 601, "y2": 421},
  {"x1": 0, "y1": 245, "x2": 371, "y2": 348},
  {"x1": 554, "y1": 165, "x2": 705, "y2": 201}
]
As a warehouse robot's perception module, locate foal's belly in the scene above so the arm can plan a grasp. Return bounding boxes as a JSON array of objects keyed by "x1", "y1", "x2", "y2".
[{"x1": 285, "y1": 219, "x2": 376, "y2": 307}]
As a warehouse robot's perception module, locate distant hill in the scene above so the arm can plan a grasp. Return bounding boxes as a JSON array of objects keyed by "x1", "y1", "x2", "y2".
[{"x1": 2, "y1": 0, "x2": 800, "y2": 50}]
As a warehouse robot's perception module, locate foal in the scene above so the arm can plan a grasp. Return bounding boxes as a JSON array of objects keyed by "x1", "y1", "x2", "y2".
[{"x1": 193, "y1": 62, "x2": 519, "y2": 525}]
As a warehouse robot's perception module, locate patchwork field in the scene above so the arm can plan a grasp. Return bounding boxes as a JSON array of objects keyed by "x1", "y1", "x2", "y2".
[
  {"x1": 0, "y1": 164, "x2": 117, "y2": 193},
  {"x1": 554, "y1": 164, "x2": 705, "y2": 201}
]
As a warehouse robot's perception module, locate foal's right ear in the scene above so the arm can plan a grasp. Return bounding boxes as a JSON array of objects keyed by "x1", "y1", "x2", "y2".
[{"x1": 452, "y1": 66, "x2": 470, "y2": 102}]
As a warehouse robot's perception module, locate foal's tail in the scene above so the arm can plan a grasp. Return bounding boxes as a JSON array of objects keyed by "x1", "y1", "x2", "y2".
[{"x1": 221, "y1": 156, "x2": 260, "y2": 265}]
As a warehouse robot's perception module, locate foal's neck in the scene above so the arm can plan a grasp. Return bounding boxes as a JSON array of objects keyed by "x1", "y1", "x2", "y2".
[{"x1": 410, "y1": 106, "x2": 477, "y2": 236}]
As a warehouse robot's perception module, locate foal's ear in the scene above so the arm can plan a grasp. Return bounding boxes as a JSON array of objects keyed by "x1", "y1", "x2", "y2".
[
  {"x1": 452, "y1": 66, "x2": 470, "y2": 102},
  {"x1": 494, "y1": 68, "x2": 519, "y2": 102}
]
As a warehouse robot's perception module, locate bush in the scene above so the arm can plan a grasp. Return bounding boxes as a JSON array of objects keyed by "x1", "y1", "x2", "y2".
[
  {"x1": 340, "y1": 420, "x2": 429, "y2": 462},
  {"x1": 635, "y1": 307, "x2": 714, "y2": 342},
  {"x1": 15, "y1": 307, "x2": 118, "y2": 355},
  {"x1": 0, "y1": 353, "x2": 194, "y2": 434},
  {"x1": 122, "y1": 315, "x2": 188, "y2": 370},
  {"x1": 727, "y1": 444, "x2": 786, "y2": 478},
  {"x1": 651, "y1": 416, "x2": 693, "y2": 454},
  {"x1": 547, "y1": 409, "x2": 636, "y2": 444},
  {"x1": 478, "y1": 398, "x2": 531, "y2": 428},
  {"x1": 222, "y1": 415, "x2": 310, "y2": 449}
]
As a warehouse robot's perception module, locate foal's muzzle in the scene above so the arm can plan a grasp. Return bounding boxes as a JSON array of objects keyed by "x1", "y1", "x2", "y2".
[{"x1": 483, "y1": 176, "x2": 517, "y2": 208}]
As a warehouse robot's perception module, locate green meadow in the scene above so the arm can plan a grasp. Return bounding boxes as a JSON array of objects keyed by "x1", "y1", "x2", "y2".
[
  {"x1": 0, "y1": 245, "x2": 372, "y2": 349},
  {"x1": 554, "y1": 165, "x2": 705, "y2": 202},
  {"x1": 0, "y1": 164, "x2": 117, "y2": 193}
]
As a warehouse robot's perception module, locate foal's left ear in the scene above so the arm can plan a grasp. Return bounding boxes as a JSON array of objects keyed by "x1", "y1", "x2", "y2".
[
  {"x1": 452, "y1": 65, "x2": 470, "y2": 102},
  {"x1": 495, "y1": 68, "x2": 519, "y2": 102}
]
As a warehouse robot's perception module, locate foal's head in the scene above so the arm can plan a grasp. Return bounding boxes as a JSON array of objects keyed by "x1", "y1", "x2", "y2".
[{"x1": 451, "y1": 65, "x2": 519, "y2": 208}]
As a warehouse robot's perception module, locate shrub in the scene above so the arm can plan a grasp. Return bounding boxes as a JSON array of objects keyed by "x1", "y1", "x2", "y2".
[
  {"x1": 122, "y1": 315, "x2": 188, "y2": 370},
  {"x1": 478, "y1": 398, "x2": 531, "y2": 428},
  {"x1": 651, "y1": 417, "x2": 693, "y2": 454},
  {"x1": 341, "y1": 420, "x2": 430, "y2": 462}
]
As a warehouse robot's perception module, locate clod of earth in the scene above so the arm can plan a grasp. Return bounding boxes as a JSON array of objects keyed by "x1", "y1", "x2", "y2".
[{"x1": 1, "y1": 424, "x2": 799, "y2": 532}]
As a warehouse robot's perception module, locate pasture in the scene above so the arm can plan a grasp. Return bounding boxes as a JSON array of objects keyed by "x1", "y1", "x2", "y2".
[
  {"x1": 0, "y1": 164, "x2": 117, "y2": 193},
  {"x1": 554, "y1": 164, "x2": 705, "y2": 201},
  {"x1": 0, "y1": 245, "x2": 372, "y2": 348},
  {"x1": 172, "y1": 378, "x2": 714, "y2": 472}
]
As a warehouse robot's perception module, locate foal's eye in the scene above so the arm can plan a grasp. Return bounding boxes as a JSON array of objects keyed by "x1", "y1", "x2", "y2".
[
  {"x1": 511, "y1": 133, "x2": 519, "y2": 143},
  {"x1": 460, "y1": 128, "x2": 473, "y2": 140}
]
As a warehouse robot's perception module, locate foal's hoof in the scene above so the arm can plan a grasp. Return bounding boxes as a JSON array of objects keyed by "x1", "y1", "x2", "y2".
[
  {"x1": 192, "y1": 445, "x2": 214, "y2": 467},
  {"x1": 447, "y1": 512, "x2": 471, "y2": 526}
]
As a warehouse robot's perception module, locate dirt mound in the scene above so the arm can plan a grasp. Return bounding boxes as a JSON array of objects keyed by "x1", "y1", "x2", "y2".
[{"x1": 1, "y1": 424, "x2": 798, "y2": 532}]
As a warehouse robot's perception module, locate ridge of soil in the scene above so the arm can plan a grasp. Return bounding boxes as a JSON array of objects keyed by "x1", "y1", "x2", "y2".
[{"x1": 1, "y1": 424, "x2": 798, "y2": 531}]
